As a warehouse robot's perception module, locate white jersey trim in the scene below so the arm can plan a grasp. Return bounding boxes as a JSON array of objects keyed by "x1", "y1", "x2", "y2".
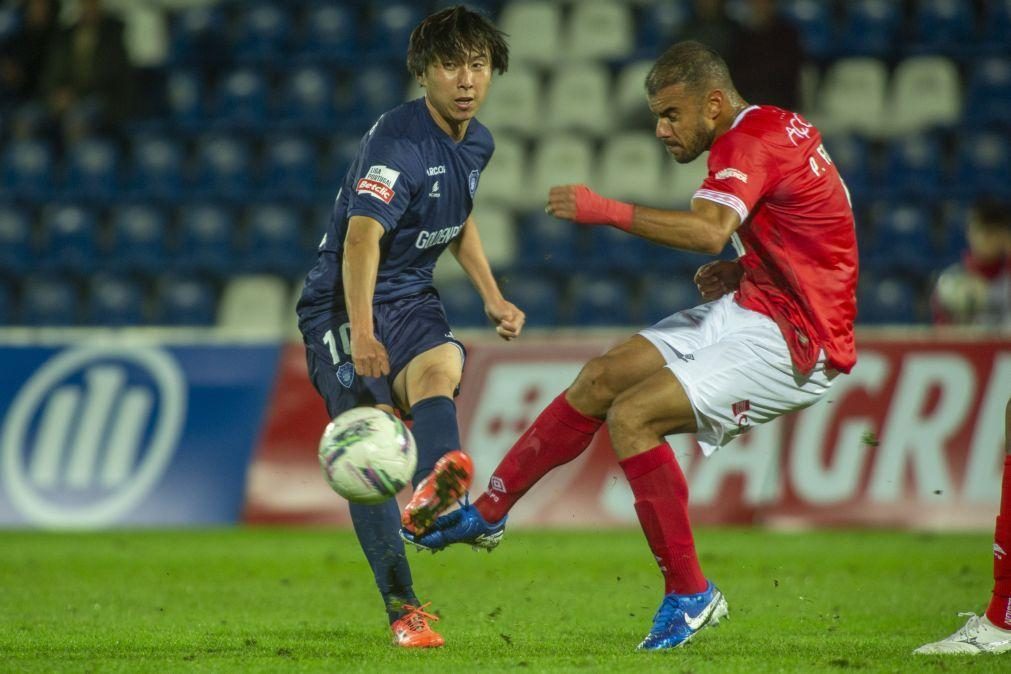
[
  {"x1": 692, "y1": 188, "x2": 749, "y2": 223},
  {"x1": 731, "y1": 105, "x2": 760, "y2": 129}
]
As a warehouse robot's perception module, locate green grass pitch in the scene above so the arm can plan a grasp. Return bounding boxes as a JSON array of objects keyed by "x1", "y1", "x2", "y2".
[{"x1": 1, "y1": 527, "x2": 1007, "y2": 672}]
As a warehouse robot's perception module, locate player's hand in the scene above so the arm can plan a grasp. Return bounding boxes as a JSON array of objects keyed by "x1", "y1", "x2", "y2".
[
  {"x1": 694, "y1": 260, "x2": 744, "y2": 301},
  {"x1": 546, "y1": 184, "x2": 635, "y2": 231},
  {"x1": 485, "y1": 299, "x2": 525, "y2": 341},
  {"x1": 350, "y1": 333, "x2": 390, "y2": 378},
  {"x1": 545, "y1": 184, "x2": 583, "y2": 221}
]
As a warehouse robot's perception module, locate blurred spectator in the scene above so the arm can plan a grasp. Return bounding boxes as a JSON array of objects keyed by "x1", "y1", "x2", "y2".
[
  {"x1": 932, "y1": 201, "x2": 1011, "y2": 327},
  {"x1": 41, "y1": 0, "x2": 133, "y2": 139},
  {"x1": 0, "y1": 0, "x2": 59, "y2": 102},
  {"x1": 678, "y1": 0, "x2": 734, "y2": 58},
  {"x1": 727, "y1": 0, "x2": 803, "y2": 110}
]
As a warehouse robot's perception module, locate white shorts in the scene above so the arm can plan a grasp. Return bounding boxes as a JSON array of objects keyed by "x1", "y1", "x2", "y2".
[{"x1": 639, "y1": 294, "x2": 835, "y2": 455}]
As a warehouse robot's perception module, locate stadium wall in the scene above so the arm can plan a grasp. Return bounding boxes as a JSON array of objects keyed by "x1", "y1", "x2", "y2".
[{"x1": 0, "y1": 330, "x2": 1008, "y2": 530}]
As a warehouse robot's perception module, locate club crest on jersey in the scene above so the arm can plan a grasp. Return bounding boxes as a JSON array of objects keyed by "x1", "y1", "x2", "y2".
[
  {"x1": 468, "y1": 169, "x2": 480, "y2": 197},
  {"x1": 336, "y1": 362, "x2": 355, "y2": 389},
  {"x1": 715, "y1": 168, "x2": 749, "y2": 183},
  {"x1": 356, "y1": 164, "x2": 400, "y2": 204}
]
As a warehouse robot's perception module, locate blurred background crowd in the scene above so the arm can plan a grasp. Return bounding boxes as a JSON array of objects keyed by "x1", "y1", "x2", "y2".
[{"x1": 0, "y1": 0, "x2": 1008, "y2": 331}]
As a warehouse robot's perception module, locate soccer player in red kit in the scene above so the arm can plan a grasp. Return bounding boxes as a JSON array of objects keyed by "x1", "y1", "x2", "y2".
[{"x1": 403, "y1": 40, "x2": 859, "y2": 650}]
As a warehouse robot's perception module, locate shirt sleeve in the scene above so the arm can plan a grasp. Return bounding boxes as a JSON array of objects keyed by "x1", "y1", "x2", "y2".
[
  {"x1": 345, "y1": 131, "x2": 420, "y2": 232},
  {"x1": 693, "y1": 133, "x2": 775, "y2": 224}
]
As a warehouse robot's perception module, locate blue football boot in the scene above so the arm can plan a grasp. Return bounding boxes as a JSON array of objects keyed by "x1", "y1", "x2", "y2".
[
  {"x1": 400, "y1": 501, "x2": 507, "y2": 552},
  {"x1": 637, "y1": 580, "x2": 728, "y2": 650}
]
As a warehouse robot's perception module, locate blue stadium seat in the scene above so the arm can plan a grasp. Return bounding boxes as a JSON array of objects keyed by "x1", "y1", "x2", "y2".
[
  {"x1": 858, "y1": 275, "x2": 919, "y2": 324},
  {"x1": 839, "y1": 0, "x2": 901, "y2": 57},
  {"x1": 109, "y1": 205, "x2": 169, "y2": 273},
  {"x1": 324, "y1": 135, "x2": 362, "y2": 192},
  {"x1": 244, "y1": 204, "x2": 307, "y2": 276},
  {"x1": 177, "y1": 204, "x2": 236, "y2": 272},
  {"x1": 169, "y1": 5, "x2": 227, "y2": 64},
  {"x1": 952, "y1": 132, "x2": 1011, "y2": 198},
  {"x1": 0, "y1": 277, "x2": 14, "y2": 324},
  {"x1": 913, "y1": 0, "x2": 975, "y2": 52},
  {"x1": 21, "y1": 276, "x2": 80, "y2": 326},
  {"x1": 233, "y1": 1, "x2": 290, "y2": 63},
  {"x1": 869, "y1": 203, "x2": 934, "y2": 274},
  {"x1": 822, "y1": 135, "x2": 872, "y2": 200},
  {"x1": 261, "y1": 136, "x2": 319, "y2": 199},
  {"x1": 40, "y1": 205, "x2": 98, "y2": 273},
  {"x1": 298, "y1": 2, "x2": 359, "y2": 63},
  {"x1": 569, "y1": 277, "x2": 633, "y2": 326},
  {"x1": 369, "y1": 3, "x2": 424, "y2": 59},
  {"x1": 982, "y1": 1, "x2": 1011, "y2": 51},
  {"x1": 278, "y1": 66, "x2": 335, "y2": 131},
  {"x1": 587, "y1": 225, "x2": 650, "y2": 272},
  {"x1": 63, "y1": 138, "x2": 120, "y2": 201},
  {"x1": 965, "y1": 57, "x2": 1011, "y2": 127},
  {"x1": 1, "y1": 139, "x2": 53, "y2": 200},
  {"x1": 165, "y1": 70, "x2": 205, "y2": 130},
  {"x1": 883, "y1": 135, "x2": 942, "y2": 198},
  {"x1": 516, "y1": 211, "x2": 580, "y2": 272},
  {"x1": 353, "y1": 65, "x2": 406, "y2": 127},
  {"x1": 634, "y1": 0, "x2": 690, "y2": 57},
  {"x1": 639, "y1": 275, "x2": 700, "y2": 325},
  {"x1": 87, "y1": 275, "x2": 146, "y2": 326},
  {"x1": 0, "y1": 204, "x2": 34, "y2": 274},
  {"x1": 192, "y1": 135, "x2": 253, "y2": 200},
  {"x1": 129, "y1": 135, "x2": 184, "y2": 200},
  {"x1": 500, "y1": 275, "x2": 560, "y2": 327},
  {"x1": 438, "y1": 279, "x2": 486, "y2": 328},
  {"x1": 937, "y1": 200, "x2": 971, "y2": 267},
  {"x1": 155, "y1": 276, "x2": 217, "y2": 325},
  {"x1": 781, "y1": 0, "x2": 835, "y2": 58},
  {"x1": 212, "y1": 68, "x2": 267, "y2": 130}
]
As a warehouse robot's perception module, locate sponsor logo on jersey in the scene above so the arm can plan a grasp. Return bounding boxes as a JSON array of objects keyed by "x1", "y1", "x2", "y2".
[
  {"x1": 732, "y1": 399, "x2": 751, "y2": 426},
  {"x1": 356, "y1": 164, "x2": 400, "y2": 204},
  {"x1": 415, "y1": 223, "x2": 463, "y2": 249},
  {"x1": 429, "y1": 180, "x2": 441, "y2": 198},
  {"x1": 490, "y1": 476, "x2": 506, "y2": 493},
  {"x1": 468, "y1": 169, "x2": 480, "y2": 197},
  {"x1": 427, "y1": 165, "x2": 446, "y2": 176},
  {"x1": 785, "y1": 113, "x2": 814, "y2": 146},
  {"x1": 715, "y1": 168, "x2": 749, "y2": 183},
  {"x1": 996, "y1": 543, "x2": 1007, "y2": 560}
]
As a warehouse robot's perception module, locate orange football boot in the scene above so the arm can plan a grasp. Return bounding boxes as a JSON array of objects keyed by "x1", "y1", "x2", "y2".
[
  {"x1": 402, "y1": 450, "x2": 474, "y2": 535},
  {"x1": 390, "y1": 602, "x2": 445, "y2": 648}
]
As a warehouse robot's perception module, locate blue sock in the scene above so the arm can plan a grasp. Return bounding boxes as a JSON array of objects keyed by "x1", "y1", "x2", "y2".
[
  {"x1": 348, "y1": 499, "x2": 417, "y2": 623},
  {"x1": 410, "y1": 396, "x2": 460, "y2": 487}
]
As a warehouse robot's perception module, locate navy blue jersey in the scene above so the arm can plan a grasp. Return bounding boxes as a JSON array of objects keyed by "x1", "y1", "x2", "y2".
[{"x1": 297, "y1": 97, "x2": 494, "y2": 331}]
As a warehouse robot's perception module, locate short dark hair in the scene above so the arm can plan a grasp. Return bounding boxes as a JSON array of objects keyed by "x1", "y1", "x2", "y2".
[
  {"x1": 973, "y1": 200, "x2": 1011, "y2": 232},
  {"x1": 645, "y1": 40, "x2": 735, "y2": 97},
  {"x1": 406, "y1": 6, "x2": 509, "y2": 78}
]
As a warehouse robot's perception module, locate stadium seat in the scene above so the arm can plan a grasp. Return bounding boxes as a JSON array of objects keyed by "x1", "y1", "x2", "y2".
[
  {"x1": 165, "y1": 70, "x2": 204, "y2": 130},
  {"x1": 913, "y1": 0, "x2": 975, "y2": 52},
  {"x1": 870, "y1": 203, "x2": 935, "y2": 273},
  {"x1": 129, "y1": 135, "x2": 184, "y2": 201},
  {"x1": 965, "y1": 57, "x2": 1011, "y2": 127},
  {"x1": 613, "y1": 60, "x2": 656, "y2": 129},
  {"x1": 108, "y1": 205, "x2": 169, "y2": 273},
  {"x1": 20, "y1": 276, "x2": 80, "y2": 326},
  {"x1": 952, "y1": 132, "x2": 1011, "y2": 198},
  {"x1": 261, "y1": 135, "x2": 319, "y2": 200},
  {"x1": 839, "y1": 0, "x2": 901, "y2": 57},
  {"x1": 323, "y1": 135, "x2": 362, "y2": 194},
  {"x1": 780, "y1": 0, "x2": 835, "y2": 59},
  {"x1": 858, "y1": 275, "x2": 919, "y2": 324},
  {"x1": 1, "y1": 139, "x2": 53, "y2": 200},
  {"x1": 639, "y1": 275, "x2": 700, "y2": 325},
  {"x1": 635, "y1": 0, "x2": 690, "y2": 58},
  {"x1": 437, "y1": 278, "x2": 486, "y2": 327},
  {"x1": 212, "y1": 68, "x2": 267, "y2": 130},
  {"x1": 883, "y1": 135, "x2": 943, "y2": 198},
  {"x1": 662, "y1": 155, "x2": 710, "y2": 209},
  {"x1": 87, "y1": 275, "x2": 146, "y2": 326},
  {"x1": 477, "y1": 134, "x2": 525, "y2": 205},
  {"x1": 516, "y1": 210, "x2": 580, "y2": 271},
  {"x1": 527, "y1": 135, "x2": 593, "y2": 209},
  {"x1": 545, "y1": 64, "x2": 613, "y2": 136},
  {"x1": 369, "y1": 3, "x2": 424, "y2": 59},
  {"x1": 568, "y1": 277, "x2": 633, "y2": 326},
  {"x1": 63, "y1": 138, "x2": 120, "y2": 201},
  {"x1": 982, "y1": 0, "x2": 1011, "y2": 50},
  {"x1": 886, "y1": 57, "x2": 961, "y2": 135},
  {"x1": 0, "y1": 204, "x2": 34, "y2": 274},
  {"x1": 0, "y1": 277, "x2": 14, "y2": 325},
  {"x1": 586, "y1": 224, "x2": 650, "y2": 272},
  {"x1": 596, "y1": 132, "x2": 664, "y2": 203},
  {"x1": 278, "y1": 66, "x2": 335, "y2": 131},
  {"x1": 40, "y1": 205, "x2": 98, "y2": 273},
  {"x1": 297, "y1": 2, "x2": 358, "y2": 63},
  {"x1": 155, "y1": 276, "x2": 217, "y2": 326},
  {"x1": 814, "y1": 58, "x2": 888, "y2": 137},
  {"x1": 937, "y1": 200, "x2": 971, "y2": 267},
  {"x1": 192, "y1": 135, "x2": 253, "y2": 200},
  {"x1": 233, "y1": 1, "x2": 290, "y2": 63},
  {"x1": 353, "y1": 65, "x2": 406, "y2": 128},
  {"x1": 477, "y1": 65, "x2": 541, "y2": 137},
  {"x1": 470, "y1": 204, "x2": 516, "y2": 270},
  {"x1": 244, "y1": 204, "x2": 308, "y2": 276},
  {"x1": 499, "y1": 0, "x2": 561, "y2": 67},
  {"x1": 217, "y1": 274, "x2": 288, "y2": 332},
  {"x1": 169, "y1": 5, "x2": 227, "y2": 65},
  {"x1": 565, "y1": 0, "x2": 633, "y2": 61},
  {"x1": 177, "y1": 204, "x2": 236, "y2": 272},
  {"x1": 822, "y1": 135, "x2": 871, "y2": 199},
  {"x1": 499, "y1": 275, "x2": 560, "y2": 327}
]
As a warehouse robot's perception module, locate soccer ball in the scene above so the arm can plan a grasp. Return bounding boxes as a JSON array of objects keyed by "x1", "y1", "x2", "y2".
[{"x1": 318, "y1": 407, "x2": 417, "y2": 505}]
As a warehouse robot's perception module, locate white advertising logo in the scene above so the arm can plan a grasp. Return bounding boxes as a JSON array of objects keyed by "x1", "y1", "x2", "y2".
[{"x1": 1, "y1": 346, "x2": 186, "y2": 527}]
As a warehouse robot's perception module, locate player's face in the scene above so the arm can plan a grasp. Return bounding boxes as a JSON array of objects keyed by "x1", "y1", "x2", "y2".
[
  {"x1": 648, "y1": 84, "x2": 716, "y2": 164},
  {"x1": 420, "y1": 49, "x2": 492, "y2": 131}
]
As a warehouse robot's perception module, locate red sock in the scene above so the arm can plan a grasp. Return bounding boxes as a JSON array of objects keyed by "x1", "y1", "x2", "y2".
[
  {"x1": 620, "y1": 443, "x2": 707, "y2": 595},
  {"x1": 986, "y1": 454, "x2": 1011, "y2": 630},
  {"x1": 474, "y1": 391, "x2": 602, "y2": 523}
]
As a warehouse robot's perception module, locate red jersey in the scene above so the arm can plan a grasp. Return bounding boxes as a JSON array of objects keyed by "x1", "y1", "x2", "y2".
[{"x1": 694, "y1": 105, "x2": 858, "y2": 373}]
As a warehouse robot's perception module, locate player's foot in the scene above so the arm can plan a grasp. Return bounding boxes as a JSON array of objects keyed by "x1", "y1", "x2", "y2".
[
  {"x1": 390, "y1": 602, "x2": 445, "y2": 648},
  {"x1": 914, "y1": 613, "x2": 1011, "y2": 655},
  {"x1": 401, "y1": 501, "x2": 506, "y2": 552},
  {"x1": 402, "y1": 450, "x2": 474, "y2": 535},
  {"x1": 637, "y1": 580, "x2": 728, "y2": 651}
]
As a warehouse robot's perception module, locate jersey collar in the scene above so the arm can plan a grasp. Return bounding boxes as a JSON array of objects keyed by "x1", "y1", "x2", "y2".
[{"x1": 731, "y1": 105, "x2": 761, "y2": 129}]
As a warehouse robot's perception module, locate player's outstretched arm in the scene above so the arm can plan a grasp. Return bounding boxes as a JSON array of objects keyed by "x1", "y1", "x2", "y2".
[
  {"x1": 343, "y1": 216, "x2": 390, "y2": 377},
  {"x1": 450, "y1": 215, "x2": 525, "y2": 340},
  {"x1": 546, "y1": 184, "x2": 740, "y2": 255}
]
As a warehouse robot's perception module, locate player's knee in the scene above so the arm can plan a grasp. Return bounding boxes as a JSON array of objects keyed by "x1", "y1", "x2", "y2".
[
  {"x1": 414, "y1": 365, "x2": 459, "y2": 398},
  {"x1": 606, "y1": 392, "x2": 648, "y2": 443},
  {"x1": 569, "y1": 356, "x2": 621, "y2": 415}
]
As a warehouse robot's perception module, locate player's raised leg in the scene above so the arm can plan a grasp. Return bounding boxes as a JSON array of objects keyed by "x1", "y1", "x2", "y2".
[{"x1": 915, "y1": 397, "x2": 1011, "y2": 655}]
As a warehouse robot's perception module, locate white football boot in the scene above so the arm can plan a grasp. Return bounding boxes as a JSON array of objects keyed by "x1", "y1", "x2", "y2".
[{"x1": 914, "y1": 613, "x2": 1011, "y2": 655}]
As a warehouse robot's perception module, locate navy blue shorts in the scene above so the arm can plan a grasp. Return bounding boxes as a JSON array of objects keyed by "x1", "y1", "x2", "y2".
[{"x1": 302, "y1": 291, "x2": 466, "y2": 418}]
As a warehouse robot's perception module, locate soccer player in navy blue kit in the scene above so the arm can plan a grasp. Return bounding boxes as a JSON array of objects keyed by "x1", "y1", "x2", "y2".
[{"x1": 296, "y1": 7, "x2": 523, "y2": 648}]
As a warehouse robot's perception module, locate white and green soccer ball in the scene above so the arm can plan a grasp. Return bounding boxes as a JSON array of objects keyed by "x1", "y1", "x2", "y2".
[{"x1": 318, "y1": 407, "x2": 417, "y2": 505}]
